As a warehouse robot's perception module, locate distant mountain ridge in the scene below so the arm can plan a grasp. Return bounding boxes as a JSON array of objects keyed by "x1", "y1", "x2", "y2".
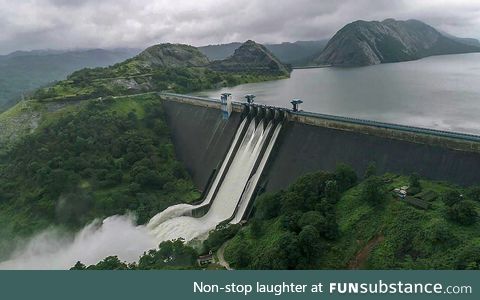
[
  {"x1": 0, "y1": 48, "x2": 140, "y2": 112},
  {"x1": 130, "y1": 40, "x2": 290, "y2": 76},
  {"x1": 313, "y1": 19, "x2": 480, "y2": 67},
  {"x1": 439, "y1": 31, "x2": 480, "y2": 47},
  {"x1": 199, "y1": 40, "x2": 328, "y2": 66}
]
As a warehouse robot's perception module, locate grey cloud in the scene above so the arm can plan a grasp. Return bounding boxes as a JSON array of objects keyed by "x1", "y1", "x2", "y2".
[{"x1": 0, "y1": 0, "x2": 479, "y2": 54}]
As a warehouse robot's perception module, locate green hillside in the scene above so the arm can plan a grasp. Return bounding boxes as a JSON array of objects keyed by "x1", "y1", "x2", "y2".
[
  {"x1": 0, "y1": 41, "x2": 291, "y2": 261},
  {"x1": 0, "y1": 94, "x2": 199, "y2": 259},
  {"x1": 29, "y1": 41, "x2": 290, "y2": 104},
  {"x1": 0, "y1": 48, "x2": 140, "y2": 112},
  {"x1": 83, "y1": 166, "x2": 480, "y2": 270},
  {"x1": 222, "y1": 169, "x2": 480, "y2": 270}
]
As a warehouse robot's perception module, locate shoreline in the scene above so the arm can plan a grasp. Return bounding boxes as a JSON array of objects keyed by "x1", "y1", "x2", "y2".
[{"x1": 292, "y1": 64, "x2": 331, "y2": 69}]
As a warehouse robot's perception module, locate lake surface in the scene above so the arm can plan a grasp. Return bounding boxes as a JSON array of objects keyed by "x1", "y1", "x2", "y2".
[{"x1": 195, "y1": 53, "x2": 480, "y2": 135}]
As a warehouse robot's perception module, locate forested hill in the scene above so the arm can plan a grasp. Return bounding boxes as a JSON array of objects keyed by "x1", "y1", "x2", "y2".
[
  {"x1": 313, "y1": 19, "x2": 480, "y2": 67},
  {"x1": 0, "y1": 48, "x2": 141, "y2": 112},
  {"x1": 209, "y1": 40, "x2": 291, "y2": 75},
  {"x1": 27, "y1": 40, "x2": 290, "y2": 104},
  {"x1": 0, "y1": 40, "x2": 290, "y2": 260}
]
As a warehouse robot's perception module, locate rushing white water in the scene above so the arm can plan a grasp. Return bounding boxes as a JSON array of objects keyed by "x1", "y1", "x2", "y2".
[
  {"x1": 148, "y1": 117, "x2": 275, "y2": 242},
  {"x1": 0, "y1": 215, "x2": 156, "y2": 270},
  {"x1": 147, "y1": 117, "x2": 249, "y2": 231},
  {"x1": 231, "y1": 123, "x2": 282, "y2": 223},
  {"x1": 0, "y1": 113, "x2": 282, "y2": 269}
]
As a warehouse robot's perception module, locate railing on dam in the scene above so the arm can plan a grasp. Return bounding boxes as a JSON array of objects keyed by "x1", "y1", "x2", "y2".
[
  {"x1": 159, "y1": 92, "x2": 480, "y2": 143},
  {"x1": 291, "y1": 110, "x2": 480, "y2": 143}
]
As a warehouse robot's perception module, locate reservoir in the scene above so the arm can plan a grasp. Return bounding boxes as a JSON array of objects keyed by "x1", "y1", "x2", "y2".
[{"x1": 195, "y1": 53, "x2": 480, "y2": 135}]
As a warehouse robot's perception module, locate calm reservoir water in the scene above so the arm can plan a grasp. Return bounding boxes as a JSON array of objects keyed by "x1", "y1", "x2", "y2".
[{"x1": 195, "y1": 53, "x2": 480, "y2": 135}]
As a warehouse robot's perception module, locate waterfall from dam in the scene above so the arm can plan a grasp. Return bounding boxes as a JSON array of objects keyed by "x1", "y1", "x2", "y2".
[
  {"x1": 0, "y1": 107, "x2": 283, "y2": 269},
  {"x1": 148, "y1": 108, "x2": 282, "y2": 242}
]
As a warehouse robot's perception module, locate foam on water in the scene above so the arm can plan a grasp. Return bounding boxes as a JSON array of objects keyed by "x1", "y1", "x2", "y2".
[
  {"x1": 148, "y1": 117, "x2": 275, "y2": 242},
  {"x1": 0, "y1": 215, "x2": 156, "y2": 270}
]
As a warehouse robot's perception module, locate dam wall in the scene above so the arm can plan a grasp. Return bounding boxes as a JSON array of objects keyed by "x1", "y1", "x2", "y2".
[
  {"x1": 161, "y1": 98, "x2": 242, "y2": 189},
  {"x1": 161, "y1": 93, "x2": 480, "y2": 193},
  {"x1": 265, "y1": 122, "x2": 480, "y2": 191}
]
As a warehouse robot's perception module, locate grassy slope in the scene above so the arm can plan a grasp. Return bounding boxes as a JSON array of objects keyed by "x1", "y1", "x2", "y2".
[{"x1": 224, "y1": 174, "x2": 480, "y2": 270}]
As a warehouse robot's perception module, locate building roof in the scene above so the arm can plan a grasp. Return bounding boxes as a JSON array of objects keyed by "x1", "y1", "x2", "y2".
[{"x1": 404, "y1": 196, "x2": 431, "y2": 210}]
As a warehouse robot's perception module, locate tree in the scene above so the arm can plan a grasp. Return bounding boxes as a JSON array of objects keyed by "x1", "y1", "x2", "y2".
[
  {"x1": 409, "y1": 173, "x2": 421, "y2": 189},
  {"x1": 455, "y1": 243, "x2": 480, "y2": 270},
  {"x1": 280, "y1": 211, "x2": 302, "y2": 232},
  {"x1": 409, "y1": 173, "x2": 422, "y2": 195},
  {"x1": 203, "y1": 224, "x2": 241, "y2": 252},
  {"x1": 255, "y1": 193, "x2": 280, "y2": 220},
  {"x1": 87, "y1": 256, "x2": 129, "y2": 270},
  {"x1": 277, "y1": 232, "x2": 300, "y2": 269},
  {"x1": 364, "y1": 162, "x2": 377, "y2": 179},
  {"x1": 250, "y1": 219, "x2": 262, "y2": 238},
  {"x1": 335, "y1": 164, "x2": 357, "y2": 192},
  {"x1": 325, "y1": 180, "x2": 340, "y2": 204},
  {"x1": 298, "y1": 225, "x2": 323, "y2": 264},
  {"x1": 70, "y1": 261, "x2": 86, "y2": 270},
  {"x1": 361, "y1": 176, "x2": 385, "y2": 206},
  {"x1": 138, "y1": 239, "x2": 197, "y2": 269},
  {"x1": 297, "y1": 210, "x2": 338, "y2": 240},
  {"x1": 466, "y1": 185, "x2": 480, "y2": 203},
  {"x1": 443, "y1": 190, "x2": 463, "y2": 207},
  {"x1": 231, "y1": 243, "x2": 250, "y2": 268},
  {"x1": 447, "y1": 201, "x2": 478, "y2": 226}
]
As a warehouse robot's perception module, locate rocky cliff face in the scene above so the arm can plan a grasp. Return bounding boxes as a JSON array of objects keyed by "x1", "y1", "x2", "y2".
[
  {"x1": 136, "y1": 43, "x2": 210, "y2": 68},
  {"x1": 314, "y1": 19, "x2": 480, "y2": 67},
  {"x1": 208, "y1": 40, "x2": 291, "y2": 76}
]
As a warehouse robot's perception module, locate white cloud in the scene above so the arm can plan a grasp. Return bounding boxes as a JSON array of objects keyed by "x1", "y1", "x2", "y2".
[{"x1": 0, "y1": 0, "x2": 479, "y2": 54}]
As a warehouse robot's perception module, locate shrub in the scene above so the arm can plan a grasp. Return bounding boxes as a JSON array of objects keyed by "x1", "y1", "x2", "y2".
[
  {"x1": 442, "y1": 190, "x2": 463, "y2": 207},
  {"x1": 447, "y1": 201, "x2": 478, "y2": 226},
  {"x1": 335, "y1": 163, "x2": 357, "y2": 192},
  {"x1": 361, "y1": 176, "x2": 385, "y2": 206}
]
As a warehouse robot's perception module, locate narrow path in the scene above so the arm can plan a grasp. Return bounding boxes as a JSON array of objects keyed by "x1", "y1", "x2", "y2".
[
  {"x1": 216, "y1": 242, "x2": 233, "y2": 270},
  {"x1": 348, "y1": 234, "x2": 384, "y2": 269}
]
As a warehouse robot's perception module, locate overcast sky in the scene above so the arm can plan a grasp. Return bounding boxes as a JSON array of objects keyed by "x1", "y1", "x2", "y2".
[{"x1": 0, "y1": 0, "x2": 479, "y2": 54}]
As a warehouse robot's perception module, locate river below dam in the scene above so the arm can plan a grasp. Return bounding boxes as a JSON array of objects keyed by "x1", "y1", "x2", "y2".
[{"x1": 195, "y1": 53, "x2": 480, "y2": 135}]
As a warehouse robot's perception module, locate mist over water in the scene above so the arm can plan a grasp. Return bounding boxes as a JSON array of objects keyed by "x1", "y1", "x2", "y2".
[
  {"x1": 0, "y1": 215, "x2": 156, "y2": 270},
  {"x1": 0, "y1": 114, "x2": 281, "y2": 269}
]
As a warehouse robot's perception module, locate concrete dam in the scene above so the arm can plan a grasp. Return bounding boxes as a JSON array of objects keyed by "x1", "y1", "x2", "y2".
[
  {"x1": 147, "y1": 99, "x2": 284, "y2": 241},
  {"x1": 160, "y1": 92, "x2": 480, "y2": 193},
  {"x1": 144, "y1": 92, "x2": 480, "y2": 241}
]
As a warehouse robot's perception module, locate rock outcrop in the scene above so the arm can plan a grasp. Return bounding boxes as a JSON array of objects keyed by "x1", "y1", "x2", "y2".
[
  {"x1": 208, "y1": 40, "x2": 291, "y2": 76},
  {"x1": 313, "y1": 19, "x2": 480, "y2": 67}
]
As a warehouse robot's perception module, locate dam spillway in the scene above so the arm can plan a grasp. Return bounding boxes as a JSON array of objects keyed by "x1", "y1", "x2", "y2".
[
  {"x1": 160, "y1": 92, "x2": 480, "y2": 193},
  {"x1": 147, "y1": 105, "x2": 283, "y2": 242}
]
